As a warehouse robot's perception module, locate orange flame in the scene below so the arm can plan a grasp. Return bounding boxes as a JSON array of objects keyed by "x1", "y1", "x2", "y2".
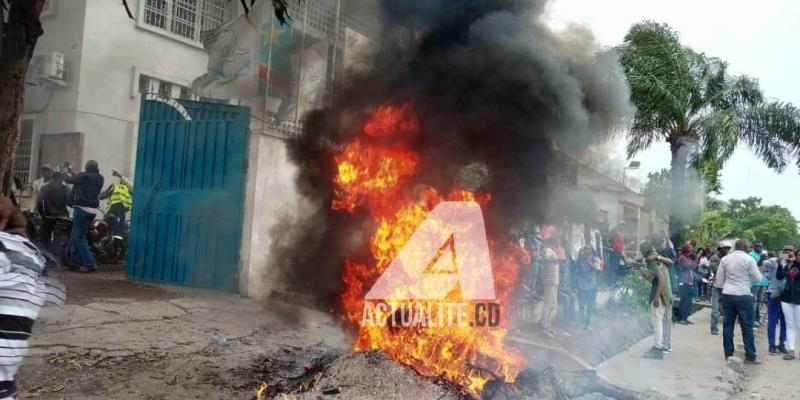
[
  {"x1": 255, "y1": 382, "x2": 268, "y2": 400},
  {"x1": 333, "y1": 104, "x2": 525, "y2": 395}
]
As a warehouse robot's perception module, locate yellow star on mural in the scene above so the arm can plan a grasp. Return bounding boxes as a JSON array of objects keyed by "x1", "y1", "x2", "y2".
[{"x1": 261, "y1": 23, "x2": 288, "y2": 44}]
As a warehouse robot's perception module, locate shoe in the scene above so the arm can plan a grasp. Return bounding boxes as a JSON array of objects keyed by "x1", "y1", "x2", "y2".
[
  {"x1": 783, "y1": 352, "x2": 796, "y2": 361},
  {"x1": 711, "y1": 331, "x2": 720, "y2": 336},
  {"x1": 678, "y1": 321, "x2": 690, "y2": 325},
  {"x1": 753, "y1": 322, "x2": 761, "y2": 328},
  {"x1": 778, "y1": 343, "x2": 789, "y2": 354},
  {"x1": 686, "y1": 320, "x2": 695, "y2": 325},
  {"x1": 662, "y1": 347, "x2": 672, "y2": 354},
  {"x1": 769, "y1": 345, "x2": 778, "y2": 354},
  {"x1": 79, "y1": 266, "x2": 97, "y2": 273},
  {"x1": 744, "y1": 359, "x2": 761, "y2": 365}
]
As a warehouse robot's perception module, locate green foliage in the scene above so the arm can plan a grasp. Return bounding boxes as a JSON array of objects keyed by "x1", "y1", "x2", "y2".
[
  {"x1": 683, "y1": 196, "x2": 800, "y2": 250},
  {"x1": 641, "y1": 169, "x2": 671, "y2": 217},
  {"x1": 682, "y1": 209, "x2": 737, "y2": 247},
  {"x1": 614, "y1": 268, "x2": 652, "y2": 311},
  {"x1": 617, "y1": 21, "x2": 800, "y2": 231}
]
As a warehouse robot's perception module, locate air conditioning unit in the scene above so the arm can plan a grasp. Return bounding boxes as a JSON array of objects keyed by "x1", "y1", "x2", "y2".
[{"x1": 30, "y1": 52, "x2": 67, "y2": 85}]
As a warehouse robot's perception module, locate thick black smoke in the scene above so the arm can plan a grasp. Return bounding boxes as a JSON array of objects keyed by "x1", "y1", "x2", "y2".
[{"x1": 270, "y1": 0, "x2": 632, "y2": 303}]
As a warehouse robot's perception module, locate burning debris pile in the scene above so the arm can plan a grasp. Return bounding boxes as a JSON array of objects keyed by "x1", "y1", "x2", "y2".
[
  {"x1": 245, "y1": 346, "x2": 653, "y2": 400},
  {"x1": 270, "y1": 0, "x2": 632, "y2": 396}
]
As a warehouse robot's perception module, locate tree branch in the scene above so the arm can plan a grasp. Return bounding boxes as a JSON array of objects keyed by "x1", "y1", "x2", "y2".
[{"x1": 122, "y1": 0, "x2": 135, "y2": 20}]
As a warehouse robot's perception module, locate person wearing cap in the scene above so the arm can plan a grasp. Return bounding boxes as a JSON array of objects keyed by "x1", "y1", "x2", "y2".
[
  {"x1": 716, "y1": 239, "x2": 763, "y2": 364},
  {"x1": 708, "y1": 242, "x2": 731, "y2": 335}
]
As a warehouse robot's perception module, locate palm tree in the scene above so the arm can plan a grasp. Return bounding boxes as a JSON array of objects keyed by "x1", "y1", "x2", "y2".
[{"x1": 617, "y1": 21, "x2": 800, "y2": 241}]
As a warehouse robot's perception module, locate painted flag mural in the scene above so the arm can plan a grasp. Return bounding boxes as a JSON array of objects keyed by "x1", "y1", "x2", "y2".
[
  {"x1": 259, "y1": 13, "x2": 295, "y2": 114},
  {"x1": 287, "y1": 35, "x2": 330, "y2": 119},
  {"x1": 192, "y1": 6, "x2": 262, "y2": 99},
  {"x1": 343, "y1": 27, "x2": 378, "y2": 77},
  {"x1": 193, "y1": 4, "x2": 331, "y2": 121}
]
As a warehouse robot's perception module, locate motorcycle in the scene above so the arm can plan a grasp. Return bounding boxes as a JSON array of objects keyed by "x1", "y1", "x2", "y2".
[
  {"x1": 65, "y1": 210, "x2": 128, "y2": 266},
  {"x1": 94, "y1": 212, "x2": 128, "y2": 264}
]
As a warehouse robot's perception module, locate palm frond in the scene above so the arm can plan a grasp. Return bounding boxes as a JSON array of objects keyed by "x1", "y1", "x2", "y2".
[
  {"x1": 618, "y1": 21, "x2": 694, "y2": 150},
  {"x1": 620, "y1": 21, "x2": 693, "y2": 105},
  {"x1": 272, "y1": 0, "x2": 292, "y2": 24},
  {"x1": 625, "y1": 128, "x2": 660, "y2": 158},
  {"x1": 737, "y1": 102, "x2": 800, "y2": 170}
]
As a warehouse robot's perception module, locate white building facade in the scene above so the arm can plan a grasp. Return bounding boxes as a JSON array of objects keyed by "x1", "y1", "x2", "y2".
[
  {"x1": 20, "y1": 0, "x2": 376, "y2": 298},
  {"x1": 20, "y1": 0, "x2": 234, "y2": 187}
]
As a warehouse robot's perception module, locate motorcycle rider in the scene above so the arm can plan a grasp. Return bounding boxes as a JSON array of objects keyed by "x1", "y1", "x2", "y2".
[{"x1": 99, "y1": 169, "x2": 132, "y2": 234}]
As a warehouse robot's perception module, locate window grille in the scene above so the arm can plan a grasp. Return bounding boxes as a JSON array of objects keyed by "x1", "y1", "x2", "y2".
[
  {"x1": 14, "y1": 120, "x2": 34, "y2": 184},
  {"x1": 142, "y1": 0, "x2": 227, "y2": 42}
]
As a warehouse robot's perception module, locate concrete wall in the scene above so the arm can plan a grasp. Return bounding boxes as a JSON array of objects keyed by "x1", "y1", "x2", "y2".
[
  {"x1": 239, "y1": 127, "x2": 306, "y2": 298},
  {"x1": 575, "y1": 164, "x2": 648, "y2": 254},
  {"x1": 77, "y1": 0, "x2": 211, "y2": 177},
  {"x1": 24, "y1": 0, "x2": 216, "y2": 179},
  {"x1": 22, "y1": 0, "x2": 87, "y2": 175}
]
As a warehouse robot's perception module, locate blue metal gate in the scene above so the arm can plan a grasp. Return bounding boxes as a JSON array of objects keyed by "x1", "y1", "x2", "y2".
[{"x1": 127, "y1": 97, "x2": 250, "y2": 292}]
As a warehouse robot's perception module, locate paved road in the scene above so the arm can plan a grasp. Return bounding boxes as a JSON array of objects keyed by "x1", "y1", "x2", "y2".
[
  {"x1": 597, "y1": 308, "x2": 741, "y2": 399},
  {"x1": 598, "y1": 306, "x2": 800, "y2": 400},
  {"x1": 734, "y1": 315, "x2": 799, "y2": 400}
]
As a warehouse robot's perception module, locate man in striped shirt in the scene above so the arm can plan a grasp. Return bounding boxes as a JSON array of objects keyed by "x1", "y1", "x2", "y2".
[{"x1": 0, "y1": 195, "x2": 66, "y2": 399}]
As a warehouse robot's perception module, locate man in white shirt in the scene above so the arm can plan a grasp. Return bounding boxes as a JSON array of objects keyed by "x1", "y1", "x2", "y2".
[
  {"x1": 715, "y1": 239, "x2": 763, "y2": 364},
  {"x1": 28, "y1": 165, "x2": 53, "y2": 212}
]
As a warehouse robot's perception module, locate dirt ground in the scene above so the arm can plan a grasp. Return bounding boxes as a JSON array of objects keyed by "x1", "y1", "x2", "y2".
[
  {"x1": 19, "y1": 267, "x2": 350, "y2": 400},
  {"x1": 19, "y1": 267, "x2": 765, "y2": 400}
]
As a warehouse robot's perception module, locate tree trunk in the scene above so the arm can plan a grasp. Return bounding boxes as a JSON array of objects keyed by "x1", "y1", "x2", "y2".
[
  {"x1": 668, "y1": 137, "x2": 688, "y2": 246},
  {"x1": 0, "y1": 0, "x2": 46, "y2": 195}
]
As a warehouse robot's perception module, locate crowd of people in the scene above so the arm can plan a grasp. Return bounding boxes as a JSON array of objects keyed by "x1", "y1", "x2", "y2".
[
  {"x1": 517, "y1": 222, "x2": 627, "y2": 338},
  {"x1": 518, "y1": 221, "x2": 800, "y2": 365},
  {"x1": 10, "y1": 161, "x2": 132, "y2": 272},
  {"x1": 640, "y1": 237, "x2": 800, "y2": 363}
]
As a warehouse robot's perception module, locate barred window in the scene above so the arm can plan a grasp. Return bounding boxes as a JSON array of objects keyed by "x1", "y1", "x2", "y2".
[
  {"x1": 14, "y1": 120, "x2": 34, "y2": 185},
  {"x1": 142, "y1": 0, "x2": 227, "y2": 42}
]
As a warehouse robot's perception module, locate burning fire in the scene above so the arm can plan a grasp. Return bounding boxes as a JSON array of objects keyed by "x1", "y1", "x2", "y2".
[
  {"x1": 333, "y1": 104, "x2": 525, "y2": 395},
  {"x1": 255, "y1": 382, "x2": 267, "y2": 400}
]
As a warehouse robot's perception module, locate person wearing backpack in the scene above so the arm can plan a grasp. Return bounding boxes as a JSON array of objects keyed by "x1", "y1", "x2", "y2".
[{"x1": 777, "y1": 249, "x2": 800, "y2": 360}]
